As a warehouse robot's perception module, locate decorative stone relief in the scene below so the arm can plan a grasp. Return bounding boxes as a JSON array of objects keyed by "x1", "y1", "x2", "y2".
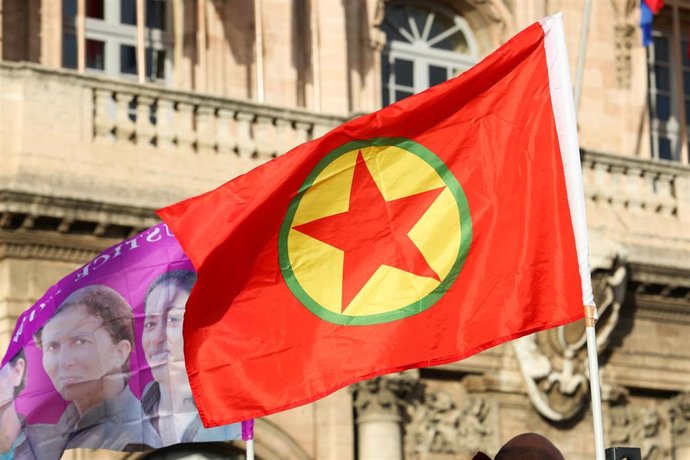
[
  {"x1": 465, "y1": 0, "x2": 514, "y2": 43},
  {"x1": 513, "y1": 245, "x2": 628, "y2": 421},
  {"x1": 352, "y1": 372, "x2": 422, "y2": 460},
  {"x1": 614, "y1": 22, "x2": 635, "y2": 89},
  {"x1": 405, "y1": 389, "x2": 492, "y2": 456},
  {"x1": 609, "y1": 0, "x2": 637, "y2": 89},
  {"x1": 669, "y1": 393, "x2": 690, "y2": 450},
  {"x1": 610, "y1": 403, "x2": 668, "y2": 460},
  {"x1": 370, "y1": 0, "x2": 387, "y2": 51},
  {"x1": 351, "y1": 371, "x2": 421, "y2": 422}
]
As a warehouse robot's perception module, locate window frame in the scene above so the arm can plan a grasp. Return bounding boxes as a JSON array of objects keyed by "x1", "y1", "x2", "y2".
[
  {"x1": 647, "y1": 2, "x2": 690, "y2": 164},
  {"x1": 62, "y1": 0, "x2": 173, "y2": 85}
]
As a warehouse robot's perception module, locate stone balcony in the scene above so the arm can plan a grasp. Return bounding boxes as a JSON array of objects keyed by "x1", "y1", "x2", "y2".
[
  {"x1": 581, "y1": 150, "x2": 690, "y2": 286},
  {"x1": 0, "y1": 61, "x2": 347, "y2": 238},
  {"x1": 1, "y1": 61, "x2": 689, "y2": 285}
]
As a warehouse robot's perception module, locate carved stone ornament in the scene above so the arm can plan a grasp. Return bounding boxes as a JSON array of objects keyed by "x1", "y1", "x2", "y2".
[
  {"x1": 464, "y1": 0, "x2": 514, "y2": 44},
  {"x1": 669, "y1": 393, "x2": 690, "y2": 447},
  {"x1": 368, "y1": 0, "x2": 387, "y2": 51},
  {"x1": 405, "y1": 389, "x2": 492, "y2": 456},
  {"x1": 513, "y1": 240, "x2": 628, "y2": 421},
  {"x1": 609, "y1": 0, "x2": 637, "y2": 89},
  {"x1": 610, "y1": 402, "x2": 669, "y2": 460},
  {"x1": 351, "y1": 370, "x2": 421, "y2": 422}
]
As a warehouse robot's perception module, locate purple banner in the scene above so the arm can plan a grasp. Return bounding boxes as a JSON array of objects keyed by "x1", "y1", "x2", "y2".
[{"x1": 0, "y1": 224, "x2": 250, "y2": 459}]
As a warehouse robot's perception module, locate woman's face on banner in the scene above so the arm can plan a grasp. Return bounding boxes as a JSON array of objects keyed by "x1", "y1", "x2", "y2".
[
  {"x1": 41, "y1": 304, "x2": 130, "y2": 402},
  {"x1": 142, "y1": 284, "x2": 187, "y2": 378}
]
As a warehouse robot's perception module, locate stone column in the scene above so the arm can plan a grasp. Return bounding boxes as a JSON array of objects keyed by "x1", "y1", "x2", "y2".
[
  {"x1": 669, "y1": 393, "x2": 690, "y2": 459},
  {"x1": 351, "y1": 372, "x2": 418, "y2": 460},
  {"x1": 156, "y1": 98, "x2": 176, "y2": 150}
]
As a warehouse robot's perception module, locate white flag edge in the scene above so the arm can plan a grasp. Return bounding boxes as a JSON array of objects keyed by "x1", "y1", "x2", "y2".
[{"x1": 539, "y1": 13, "x2": 596, "y2": 314}]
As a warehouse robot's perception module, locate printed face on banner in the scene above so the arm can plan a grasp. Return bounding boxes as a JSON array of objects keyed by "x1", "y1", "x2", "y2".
[
  {"x1": 0, "y1": 225, "x2": 243, "y2": 458},
  {"x1": 143, "y1": 282, "x2": 188, "y2": 376},
  {"x1": 39, "y1": 303, "x2": 131, "y2": 410}
]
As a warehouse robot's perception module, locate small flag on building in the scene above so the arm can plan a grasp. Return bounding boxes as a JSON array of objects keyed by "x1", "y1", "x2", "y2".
[{"x1": 640, "y1": 0, "x2": 665, "y2": 46}]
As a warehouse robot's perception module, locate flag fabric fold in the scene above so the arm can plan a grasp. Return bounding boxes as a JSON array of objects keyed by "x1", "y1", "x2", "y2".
[{"x1": 159, "y1": 14, "x2": 592, "y2": 427}]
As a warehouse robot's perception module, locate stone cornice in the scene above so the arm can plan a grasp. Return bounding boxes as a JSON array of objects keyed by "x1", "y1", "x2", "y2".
[
  {"x1": 0, "y1": 190, "x2": 155, "y2": 263},
  {"x1": 632, "y1": 275, "x2": 690, "y2": 324},
  {"x1": 629, "y1": 263, "x2": 690, "y2": 289},
  {"x1": 0, "y1": 189, "x2": 157, "y2": 239},
  {"x1": 633, "y1": 297, "x2": 690, "y2": 324},
  {"x1": 627, "y1": 263, "x2": 690, "y2": 321},
  {"x1": 0, "y1": 229, "x2": 119, "y2": 263}
]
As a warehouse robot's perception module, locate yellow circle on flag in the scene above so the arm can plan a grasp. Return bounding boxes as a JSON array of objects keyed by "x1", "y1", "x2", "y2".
[{"x1": 279, "y1": 138, "x2": 471, "y2": 325}]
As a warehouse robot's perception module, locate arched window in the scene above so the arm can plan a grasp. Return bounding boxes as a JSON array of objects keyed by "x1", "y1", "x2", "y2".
[{"x1": 381, "y1": 1, "x2": 479, "y2": 106}]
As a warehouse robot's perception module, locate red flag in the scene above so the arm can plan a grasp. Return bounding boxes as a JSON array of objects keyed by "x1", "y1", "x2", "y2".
[
  {"x1": 158, "y1": 15, "x2": 589, "y2": 426},
  {"x1": 642, "y1": 0, "x2": 664, "y2": 15}
]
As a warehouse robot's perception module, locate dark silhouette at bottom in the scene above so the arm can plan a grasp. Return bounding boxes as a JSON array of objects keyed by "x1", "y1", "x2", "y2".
[{"x1": 473, "y1": 433, "x2": 564, "y2": 460}]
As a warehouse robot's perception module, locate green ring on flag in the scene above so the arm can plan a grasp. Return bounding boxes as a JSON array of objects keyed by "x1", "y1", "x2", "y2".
[{"x1": 279, "y1": 137, "x2": 472, "y2": 326}]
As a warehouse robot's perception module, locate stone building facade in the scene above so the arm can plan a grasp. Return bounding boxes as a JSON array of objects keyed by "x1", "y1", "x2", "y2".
[{"x1": 1, "y1": 0, "x2": 690, "y2": 459}]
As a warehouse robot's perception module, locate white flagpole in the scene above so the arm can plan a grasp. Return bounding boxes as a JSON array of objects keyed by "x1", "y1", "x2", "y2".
[
  {"x1": 540, "y1": 14, "x2": 605, "y2": 460},
  {"x1": 585, "y1": 307, "x2": 605, "y2": 460},
  {"x1": 246, "y1": 439, "x2": 255, "y2": 460},
  {"x1": 241, "y1": 419, "x2": 256, "y2": 460}
]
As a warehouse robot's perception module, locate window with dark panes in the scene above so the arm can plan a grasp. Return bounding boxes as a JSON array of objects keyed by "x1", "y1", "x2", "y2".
[
  {"x1": 62, "y1": 0, "x2": 172, "y2": 84},
  {"x1": 121, "y1": 44, "x2": 167, "y2": 80},
  {"x1": 647, "y1": 9, "x2": 690, "y2": 163},
  {"x1": 86, "y1": 0, "x2": 104, "y2": 19},
  {"x1": 86, "y1": 39, "x2": 105, "y2": 70},
  {"x1": 121, "y1": 0, "x2": 166, "y2": 30},
  {"x1": 121, "y1": 0, "x2": 137, "y2": 25},
  {"x1": 120, "y1": 44, "x2": 138, "y2": 75}
]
